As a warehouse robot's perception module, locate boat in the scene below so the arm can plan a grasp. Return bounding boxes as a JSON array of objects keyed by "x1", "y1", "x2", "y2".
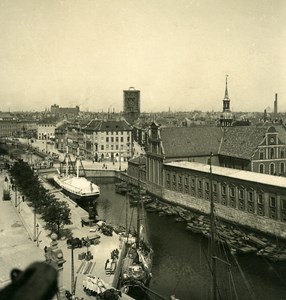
[
  {"x1": 53, "y1": 148, "x2": 100, "y2": 201},
  {"x1": 118, "y1": 170, "x2": 153, "y2": 297}
]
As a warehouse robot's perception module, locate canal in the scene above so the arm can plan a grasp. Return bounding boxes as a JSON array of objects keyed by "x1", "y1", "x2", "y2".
[{"x1": 77, "y1": 177, "x2": 286, "y2": 300}]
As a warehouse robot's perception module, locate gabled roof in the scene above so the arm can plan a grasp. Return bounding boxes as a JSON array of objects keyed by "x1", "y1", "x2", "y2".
[
  {"x1": 219, "y1": 126, "x2": 267, "y2": 160},
  {"x1": 160, "y1": 126, "x2": 223, "y2": 158}
]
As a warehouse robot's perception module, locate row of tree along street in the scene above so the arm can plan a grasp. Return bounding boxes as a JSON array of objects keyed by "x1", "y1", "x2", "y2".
[{"x1": 9, "y1": 159, "x2": 72, "y2": 238}]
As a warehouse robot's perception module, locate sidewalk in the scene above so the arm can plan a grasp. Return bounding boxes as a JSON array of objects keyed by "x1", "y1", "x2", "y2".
[
  {"x1": 0, "y1": 170, "x2": 133, "y2": 299},
  {"x1": 0, "y1": 171, "x2": 44, "y2": 288}
]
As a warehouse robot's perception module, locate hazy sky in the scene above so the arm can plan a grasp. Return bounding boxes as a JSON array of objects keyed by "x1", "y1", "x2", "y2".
[{"x1": 0, "y1": 0, "x2": 285, "y2": 112}]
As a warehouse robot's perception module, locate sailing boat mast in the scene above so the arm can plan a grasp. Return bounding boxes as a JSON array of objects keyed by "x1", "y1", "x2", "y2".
[
  {"x1": 65, "y1": 146, "x2": 69, "y2": 177},
  {"x1": 136, "y1": 162, "x2": 141, "y2": 249},
  {"x1": 210, "y1": 152, "x2": 217, "y2": 300},
  {"x1": 76, "y1": 147, "x2": 80, "y2": 178}
]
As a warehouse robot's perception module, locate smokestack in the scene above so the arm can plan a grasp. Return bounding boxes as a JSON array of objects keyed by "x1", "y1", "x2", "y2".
[{"x1": 274, "y1": 93, "x2": 278, "y2": 116}]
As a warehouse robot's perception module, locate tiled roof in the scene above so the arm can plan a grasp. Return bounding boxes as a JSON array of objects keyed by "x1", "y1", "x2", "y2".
[
  {"x1": 160, "y1": 126, "x2": 223, "y2": 158},
  {"x1": 219, "y1": 126, "x2": 267, "y2": 160},
  {"x1": 84, "y1": 119, "x2": 132, "y2": 131},
  {"x1": 273, "y1": 125, "x2": 286, "y2": 144}
]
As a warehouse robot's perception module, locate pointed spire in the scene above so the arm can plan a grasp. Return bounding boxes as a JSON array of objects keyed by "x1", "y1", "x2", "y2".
[{"x1": 224, "y1": 74, "x2": 229, "y2": 100}]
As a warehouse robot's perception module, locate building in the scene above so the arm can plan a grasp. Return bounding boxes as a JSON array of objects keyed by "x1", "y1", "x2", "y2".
[
  {"x1": 72, "y1": 120, "x2": 133, "y2": 162},
  {"x1": 50, "y1": 104, "x2": 80, "y2": 118},
  {"x1": 54, "y1": 122, "x2": 70, "y2": 152},
  {"x1": 37, "y1": 122, "x2": 57, "y2": 140},
  {"x1": 123, "y1": 87, "x2": 140, "y2": 124},
  {"x1": 220, "y1": 75, "x2": 233, "y2": 127},
  {"x1": 146, "y1": 122, "x2": 223, "y2": 186},
  {"x1": 146, "y1": 123, "x2": 286, "y2": 187},
  {"x1": 160, "y1": 161, "x2": 286, "y2": 239},
  {"x1": 0, "y1": 113, "x2": 19, "y2": 137}
]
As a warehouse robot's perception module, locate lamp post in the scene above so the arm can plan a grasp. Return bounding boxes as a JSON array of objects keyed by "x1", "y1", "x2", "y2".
[
  {"x1": 70, "y1": 237, "x2": 75, "y2": 296},
  {"x1": 33, "y1": 204, "x2": 38, "y2": 242},
  {"x1": 36, "y1": 224, "x2": 39, "y2": 247},
  {"x1": 44, "y1": 133, "x2": 47, "y2": 153}
]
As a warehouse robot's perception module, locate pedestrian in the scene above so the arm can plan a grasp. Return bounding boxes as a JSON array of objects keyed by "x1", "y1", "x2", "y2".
[{"x1": 81, "y1": 219, "x2": 84, "y2": 227}]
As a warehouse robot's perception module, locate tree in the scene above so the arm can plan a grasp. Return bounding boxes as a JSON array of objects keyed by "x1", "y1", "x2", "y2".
[{"x1": 42, "y1": 199, "x2": 72, "y2": 237}]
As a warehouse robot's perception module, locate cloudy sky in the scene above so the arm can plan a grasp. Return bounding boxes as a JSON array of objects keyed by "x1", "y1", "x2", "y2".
[{"x1": 0, "y1": 0, "x2": 285, "y2": 112}]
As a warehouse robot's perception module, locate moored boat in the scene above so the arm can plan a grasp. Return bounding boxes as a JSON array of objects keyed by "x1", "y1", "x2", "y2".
[{"x1": 53, "y1": 148, "x2": 100, "y2": 201}]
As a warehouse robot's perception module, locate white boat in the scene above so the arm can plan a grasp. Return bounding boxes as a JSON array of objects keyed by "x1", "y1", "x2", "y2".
[{"x1": 53, "y1": 148, "x2": 100, "y2": 201}]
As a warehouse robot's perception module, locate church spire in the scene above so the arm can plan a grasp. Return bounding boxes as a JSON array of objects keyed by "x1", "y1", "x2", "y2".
[{"x1": 220, "y1": 75, "x2": 233, "y2": 127}]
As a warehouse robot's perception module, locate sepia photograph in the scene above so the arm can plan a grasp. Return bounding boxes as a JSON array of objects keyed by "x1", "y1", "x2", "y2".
[{"x1": 0, "y1": 1, "x2": 285, "y2": 299}]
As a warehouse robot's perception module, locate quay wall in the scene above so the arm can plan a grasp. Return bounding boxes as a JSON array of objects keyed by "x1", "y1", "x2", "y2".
[
  {"x1": 43, "y1": 167, "x2": 286, "y2": 239},
  {"x1": 147, "y1": 181, "x2": 286, "y2": 240}
]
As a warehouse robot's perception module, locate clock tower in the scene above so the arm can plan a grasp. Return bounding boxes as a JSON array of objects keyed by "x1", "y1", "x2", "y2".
[{"x1": 123, "y1": 87, "x2": 140, "y2": 124}]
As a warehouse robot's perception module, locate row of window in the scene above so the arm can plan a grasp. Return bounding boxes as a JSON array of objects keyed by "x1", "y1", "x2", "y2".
[
  {"x1": 165, "y1": 173, "x2": 286, "y2": 221},
  {"x1": 259, "y1": 147, "x2": 285, "y2": 160},
  {"x1": 259, "y1": 162, "x2": 285, "y2": 175},
  {"x1": 93, "y1": 136, "x2": 130, "y2": 143},
  {"x1": 106, "y1": 137, "x2": 124, "y2": 143},
  {"x1": 100, "y1": 144, "x2": 124, "y2": 151}
]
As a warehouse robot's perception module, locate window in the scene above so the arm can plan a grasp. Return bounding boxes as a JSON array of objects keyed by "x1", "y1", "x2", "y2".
[
  {"x1": 230, "y1": 187, "x2": 235, "y2": 197},
  {"x1": 205, "y1": 182, "x2": 209, "y2": 191},
  {"x1": 179, "y1": 176, "x2": 182, "y2": 184},
  {"x1": 173, "y1": 175, "x2": 176, "y2": 182},
  {"x1": 259, "y1": 150, "x2": 264, "y2": 160},
  {"x1": 281, "y1": 198, "x2": 286, "y2": 210},
  {"x1": 111, "y1": 137, "x2": 114, "y2": 142},
  {"x1": 121, "y1": 137, "x2": 124, "y2": 142},
  {"x1": 111, "y1": 145, "x2": 114, "y2": 150},
  {"x1": 116, "y1": 145, "x2": 119, "y2": 150},
  {"x1": 270, "y1": 163, "x2": 275, "y2": 175},
  {"x1": 280, "y1": 163, "x2": 285, "y2": 175},
  {"x1": 191, "y1": 179, "x2": 195, "y2": 187},
  {"x1": 213, "y1": 183, "x2": 217, "y2": 193},
  {"x1": 116, "y1": 137, "x2": 119, "y2": 142},
  {"x1": 270, "y1": 148, "x2": 275, "y2": 159},
  {"x1": 185, "y1": 177, "x2": 188, "y2": 185},
  {"x1": 248, "y1": 191, "x2": 253, "y2": 202},
  {"x1": 222, "y1": 186, "x2": 226, "y2": 195},
  {"x1": 198, "y1": 180, "x2": 202, "y2": 189},
  {"x1": 101, "y1": 145, "x2": 104, "y2": 150},
  {"x1": 106, "y1": 137, "x2": 109, "y2": 142},
  {"x1": 270, "y1": 196, "x2": 276, "y2": 208},
  {"x1": 258, "y1": 194, "x2": 263, "y2": 205},
  {"x1": 259, "y1": 164, "x2": 264, "y2": 174},
  {"x1": 239, "y1": 188, "x2": 244, "y2": 199},
  {"x1": 281, "y1": 149, "x2": 285, "y2": 158}
]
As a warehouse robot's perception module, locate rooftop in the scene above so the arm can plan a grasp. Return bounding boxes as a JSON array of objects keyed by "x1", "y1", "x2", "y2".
[{"x1": 165, "y1": 161, "x2": 286, "y2": 189}]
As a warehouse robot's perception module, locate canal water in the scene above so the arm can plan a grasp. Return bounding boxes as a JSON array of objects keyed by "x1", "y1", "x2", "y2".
[{"x1": 79, "y1": 177, "x2": 286, "y2": 300}]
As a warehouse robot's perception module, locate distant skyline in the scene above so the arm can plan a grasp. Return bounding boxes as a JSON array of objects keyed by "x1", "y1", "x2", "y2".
[{"x1": 0, "y1": 0, "x2": 285, "y2": 112}]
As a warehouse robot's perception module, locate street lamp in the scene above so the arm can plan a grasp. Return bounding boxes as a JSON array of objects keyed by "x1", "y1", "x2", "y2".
[{"x1": 36, "y1": 224, "x2": 39, "y2": 247}]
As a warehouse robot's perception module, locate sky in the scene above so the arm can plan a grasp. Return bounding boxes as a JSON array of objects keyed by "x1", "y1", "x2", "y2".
[{"x1": 0, "y1": 0, "x2": 285, "y2": 113}]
